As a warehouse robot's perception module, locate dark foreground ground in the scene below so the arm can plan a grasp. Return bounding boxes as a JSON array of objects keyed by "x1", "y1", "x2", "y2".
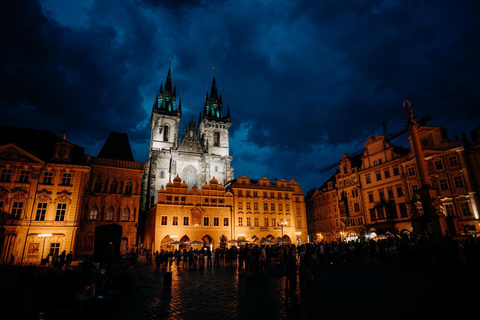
[{"x1": 1, "y1": 258, "x2": 479, "y2": 320}]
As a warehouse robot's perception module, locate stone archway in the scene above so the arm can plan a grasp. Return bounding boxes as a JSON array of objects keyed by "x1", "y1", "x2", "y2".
[
  {"x1": 180, "y1": 235, "x2": 190, "y2": 250},
  {"x1": 161, "y1": 235, "x2": 173, "y2": 250}
]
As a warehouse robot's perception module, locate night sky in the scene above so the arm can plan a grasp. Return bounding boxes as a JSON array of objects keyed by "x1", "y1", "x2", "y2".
[{"x1": 1, "y1": 0, "x2": 479, "y2": 193}]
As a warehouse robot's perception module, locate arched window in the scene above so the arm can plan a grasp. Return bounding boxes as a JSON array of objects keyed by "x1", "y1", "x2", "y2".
[
  {"x1": 106, "y1": 207, "x2": 114, "y2": 221},
  {"x1": 110, "y1": 181, "x2": 118, "y2": 194},
  {"x1": 214, "y1": 131, "x2": 220, "y2": 146},
  {"x1": 89, "y1": 206, "x2": 98, "y2": 220},
  {"x1": 94, "y1": 179, "x2": 102, "y2": 193},
  {"x1": 163, "y1": 125, "x2": 169, "y2": 141},
  {"x1": 125, "y1": 182, "x2": 132, "y2": 195},
  {"x1": 122, "y1": 208, "x2": 130, "y2": 221}
]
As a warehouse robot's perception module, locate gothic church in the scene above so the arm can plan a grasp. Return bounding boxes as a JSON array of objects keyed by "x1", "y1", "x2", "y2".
[{"x1": 141, "y1": 64, "x2": 234, "y2": 211}]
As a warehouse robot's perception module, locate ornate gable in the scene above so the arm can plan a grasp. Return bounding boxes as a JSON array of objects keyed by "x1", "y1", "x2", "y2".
[
  {"x1": 0, "y1": 144, "x2": 44, "y2": 163},
  {"x1": 178, "y1": 129, "x2": 203, "y2": 153}
]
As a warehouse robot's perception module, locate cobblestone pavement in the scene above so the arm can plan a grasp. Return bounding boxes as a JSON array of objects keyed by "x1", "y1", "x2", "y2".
[{"x1": 100, "y1": 258, "x2": 480, "y2": 320}]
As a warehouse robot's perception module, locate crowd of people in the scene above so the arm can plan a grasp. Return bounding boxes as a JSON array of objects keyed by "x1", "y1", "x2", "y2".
[{"x1": 144, "y1": 233, "x2": 480, "y2": 275}]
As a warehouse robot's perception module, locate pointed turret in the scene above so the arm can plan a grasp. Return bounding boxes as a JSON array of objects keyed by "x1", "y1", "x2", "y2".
[
  {"x1": 165, "y1": 60, "x2": 173, "y2": 93},
  {"x1": 210, "y1": 75, "x2": 218, "y2": 100}
]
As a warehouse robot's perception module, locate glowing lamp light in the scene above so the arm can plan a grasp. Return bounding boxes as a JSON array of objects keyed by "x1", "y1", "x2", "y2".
[
  {"x1": 238, "y1": 234, "x2": 245, "y2": 237},
  {"x1": 294, "y1": 232, "x2": 301, "y2": 236},
  {"x1": 38, "y1": 233, "x2": 52, "y2": 237},
  {"x1": 171, "y1": 235, "x2": 178, "y2": 238}
]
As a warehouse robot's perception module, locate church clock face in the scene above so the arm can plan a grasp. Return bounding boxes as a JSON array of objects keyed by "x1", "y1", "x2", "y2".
[{"x1": 58, "y1": 148, "x2": 67, "y2": 157}]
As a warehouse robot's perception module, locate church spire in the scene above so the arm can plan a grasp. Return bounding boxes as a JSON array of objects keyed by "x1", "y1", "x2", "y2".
[
  {"x1": 165, "y1": 59, "x2": 173, "y2": 94},
  {"x1": 210, "y1": 67, "x2": 218, "y2": 100}
]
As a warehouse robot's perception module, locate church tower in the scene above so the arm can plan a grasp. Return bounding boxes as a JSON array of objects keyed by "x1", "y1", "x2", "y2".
[
  {"x1": 198, "y1": 72, "x2": 232, "y2": 157},
  {"x1": 141, "y1": 64, "x2": 234, "y2": 212},
  {"x1": 142, "y1": 61, "x2": 182, "y2": 210}
]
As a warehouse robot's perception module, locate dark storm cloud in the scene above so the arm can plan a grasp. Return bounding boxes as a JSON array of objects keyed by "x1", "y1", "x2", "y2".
[{"x1": 1, "y1": 0, "x2": 479, "y2": 192}]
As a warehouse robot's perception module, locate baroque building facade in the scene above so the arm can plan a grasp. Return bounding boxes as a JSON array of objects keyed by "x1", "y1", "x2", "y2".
[
  {"x1": 144, "y1": 175, "x2": 308, "y2": 251},
  {"x1": 0, "y1": 127, "x2": 90, "y2": 264},
  {"x1": 141, "y1": 64, "x2": 234, "y2": 212},
  {"x1": 306, "y1": 123, "x2": 480, "y2": 241}
]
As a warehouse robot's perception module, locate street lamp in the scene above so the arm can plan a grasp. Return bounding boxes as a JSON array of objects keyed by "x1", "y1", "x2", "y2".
[
  {"x1": 38, "y1": 233, "x2": 52, "y2": 264},
  {"x1": 277, "y1": 222, "x2": 287, "y2": 245}
]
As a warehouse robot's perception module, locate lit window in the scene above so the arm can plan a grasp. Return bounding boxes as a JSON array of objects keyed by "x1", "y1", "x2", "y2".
[
  {"x1": 89, "y1": 206, "x2": 98, "y2": 220},
  {"x1": 254, "y1": 217, "x2": 259, "y2": 226},
  {"x1": 122, "y1": 208, "x2": 130, "y2": 221},
  {"x1": 106, "y1": 207, "x2": 114, "y2": 221},
  {"x1": 224, "y1": 218, "x2": 229, "y2": 226}
]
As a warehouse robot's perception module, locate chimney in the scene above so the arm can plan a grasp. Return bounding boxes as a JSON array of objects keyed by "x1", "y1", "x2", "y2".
[{"x1": 59, "y1": 131, "x2": 67, "y2": 140}]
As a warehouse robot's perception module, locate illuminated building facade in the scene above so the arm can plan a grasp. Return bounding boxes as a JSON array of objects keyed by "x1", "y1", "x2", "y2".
[
  {"x1": 403, "y1": 126, "x2": 479, "y2": 235},
  {"x1": 228, "y1": 176, "x2": 308, "y2": 245},
  {"x1": 336, "y1": 154, "x2": 364, "y2": 240},
  {"x1": 142, "y1": 64, "x2": 234, "y2": 212},
  {"x1": 0, "y1": 127, "x2": 90, "y2": 264},
  {"x1": 307, "y1": 125, "x2": 480, "y2": 240},
  {"x1": 143, "y1": 175, "x2": 308, "y2": 251},
  {"x1": 360, "y1": 135, "x2": 412, "y2": 236},
  {"x1": 143, "y1": 177, "x2": 233, "y2": 251},
  {"x1": 305, "y1": 177, "x2": 339, "y2": 242},
  {"x1": 77, "y1": 132, "x2": 145, "y2": 256}
]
